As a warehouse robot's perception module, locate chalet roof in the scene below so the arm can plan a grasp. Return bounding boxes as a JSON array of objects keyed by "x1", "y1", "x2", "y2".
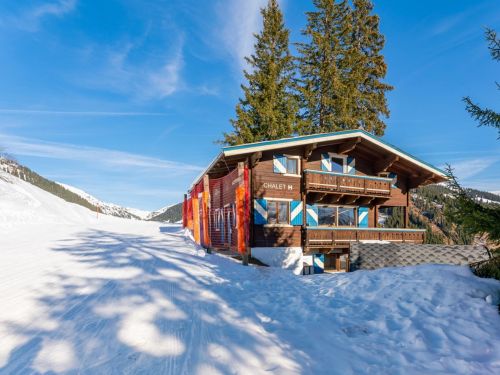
[{"x1": 190, "y1": 129, "x2": 447, "y2": 190}]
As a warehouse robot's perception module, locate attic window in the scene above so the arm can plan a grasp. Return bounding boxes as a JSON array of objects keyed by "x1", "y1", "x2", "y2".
[{"x1": 273, "y1": 154, "x2": 300, "y2": 176}]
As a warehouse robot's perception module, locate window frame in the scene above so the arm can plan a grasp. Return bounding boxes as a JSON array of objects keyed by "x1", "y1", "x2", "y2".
[
  {"x1": 283, "y1": 154, "x2": 301, "y2": 177},
  {"x1": 263, "y1": 198, "x2": 292, "y2": 227},
  {"x1": 317, "y1": 204, "x2": 358, "y2": 227},
  {"x1": 327, "y1": 153, "x2": 348, "y2": 174}
]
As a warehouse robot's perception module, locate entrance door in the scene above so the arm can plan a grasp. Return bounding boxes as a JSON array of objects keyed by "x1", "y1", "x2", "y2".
[{"x1": 325, "y1": 253, "x2": 349, "y2": 272}]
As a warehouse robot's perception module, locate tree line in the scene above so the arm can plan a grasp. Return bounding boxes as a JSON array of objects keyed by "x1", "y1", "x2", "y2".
[{"x1": 222, "y1": 0, "x2": 392, "y2": 146}]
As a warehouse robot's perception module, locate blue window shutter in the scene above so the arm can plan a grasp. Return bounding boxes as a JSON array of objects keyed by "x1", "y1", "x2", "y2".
[
  {"x1": 321, "y1": 153, "x2": 331, "y2": 171},
  {"x1": 273, "y1": 154, "x2": 287, "y2": 174},
  {"x1": 253, "y1": 199, "x2": 267, "y2": 225},
  {"x1": 347, "y1": 156, "x2": 356, "y2": 175},
  {"x1": 313, "y1": 254, "x2": 324, "y2": 274},
  {"x1": 290, "y1": 200, "x2": 303, "y2": 226},
  {"x1": 358, "y1": 207, "x2": 369, "y2": 228},
  {"x1": 388, "y1": 172, "x2": 397, "y2": 188},
  {"x1": 306, "y1": 204, "x2": 318, "y2": 226}
]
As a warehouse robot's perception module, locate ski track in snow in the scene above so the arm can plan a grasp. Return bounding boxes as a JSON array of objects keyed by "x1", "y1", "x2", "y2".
[{"x1": 1, "y1": 170, "x2": 500, "y2": 374}]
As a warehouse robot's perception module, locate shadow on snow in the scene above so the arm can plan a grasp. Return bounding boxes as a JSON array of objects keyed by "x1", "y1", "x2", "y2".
[{"x1": 0, "y1": 227, "x2": 308, "y2": 374}]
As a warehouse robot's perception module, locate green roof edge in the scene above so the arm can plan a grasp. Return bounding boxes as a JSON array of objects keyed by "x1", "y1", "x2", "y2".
[{"x1": 222, "y1": 129, "x2": 447, "y2": 176}]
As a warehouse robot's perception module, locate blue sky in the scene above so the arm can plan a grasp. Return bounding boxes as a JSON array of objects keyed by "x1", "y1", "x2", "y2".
[{"x1": 0, "y1": 0, "x2": 499, "y2": 210}]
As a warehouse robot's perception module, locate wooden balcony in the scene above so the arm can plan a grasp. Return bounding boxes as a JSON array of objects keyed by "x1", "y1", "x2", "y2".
[
  {"x1": 304, "y1": 227, "x2": 425, "y2": 253},
  {"x1": 304, "y1": 170, "x2": 392, "y2": 198}
]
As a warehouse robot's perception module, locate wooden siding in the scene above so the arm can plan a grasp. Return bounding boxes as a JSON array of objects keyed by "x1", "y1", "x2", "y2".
[
  {"x1": 252, "y1": 150, "x2": 302, "y2": 200},
  {"x1": 253, "y1": 226, "x2": 302, "y2": 247}
]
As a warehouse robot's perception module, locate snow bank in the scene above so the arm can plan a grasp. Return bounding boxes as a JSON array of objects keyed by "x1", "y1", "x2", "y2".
[{"x1": 251, "y1": 247, "x2": 303, "y2": 274}]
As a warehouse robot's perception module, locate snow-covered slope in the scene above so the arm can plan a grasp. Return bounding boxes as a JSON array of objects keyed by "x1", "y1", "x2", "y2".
[
  {"x1": 57, "y1": 182, "x2": 144, "y2": 219},
  {"x1": 145, "y1": 204, "x2": 171, "y2": 220},
  {"x1": 1, "y1": 169, "x2": 500, "y2": 374},
  {"x1": 0, "y1": 170, "x2": 123, "y2": 234}
]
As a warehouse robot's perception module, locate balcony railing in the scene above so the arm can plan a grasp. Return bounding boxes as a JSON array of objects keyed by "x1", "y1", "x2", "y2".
[
  {"x1": 305, "y1": 227, "x2": 425, "y2": 251},
  {"x1": 304, "y1": 169, "x2": 392, "y2": 197}
]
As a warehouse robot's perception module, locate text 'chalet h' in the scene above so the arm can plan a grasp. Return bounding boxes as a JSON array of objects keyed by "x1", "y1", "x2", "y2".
[{"x1": 183, "y1": 129, "x2": 447, "y2": 273}]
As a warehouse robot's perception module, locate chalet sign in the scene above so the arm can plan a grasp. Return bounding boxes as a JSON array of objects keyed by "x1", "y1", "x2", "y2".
[{"x1": 261, "y1": 182, "x2": 294, "y2": 191}]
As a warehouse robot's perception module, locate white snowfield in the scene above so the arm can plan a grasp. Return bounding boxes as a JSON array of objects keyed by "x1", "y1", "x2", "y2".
[{"x1": 1, "y1": 170, "x2": 500, "y2": 374}]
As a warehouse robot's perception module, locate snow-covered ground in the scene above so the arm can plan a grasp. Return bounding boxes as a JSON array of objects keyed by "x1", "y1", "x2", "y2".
[{"x1": 1, "y1": 170, "x2": 500, "y2": 374}]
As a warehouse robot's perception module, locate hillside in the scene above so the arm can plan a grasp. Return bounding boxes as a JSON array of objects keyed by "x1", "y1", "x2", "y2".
[
  {"x1": 1, "y1": 157, "x2": 102, "y2": 214},
  {"x1": 0, "y1": 156, "x2": 143, "y2": 220},
  {"x1": 57, "y1": 182, "x2": 141, "y2": 219},
  {"x1": 409, "y1": 185, "x2": 500, "y2": 247},
  {"x1": 148, "y1": 202, "x2": 182, "y2": 222}
]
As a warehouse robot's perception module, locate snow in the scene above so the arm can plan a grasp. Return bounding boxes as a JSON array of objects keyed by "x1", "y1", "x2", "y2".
[
  {"x1": 146, "y1": 204, "x2": 172, "y2": 220},
  {"x1": 1, "y1": 169, "x2": 500, "y2": 374},
  {"x1": 126, "y1": 207, "x2": 151, "y2": 220},
  {"x1": 57, "y1": 182, "x2": 146, "y2": 219},
  {"x1": 251, "y1": 247, "x2": 303, "y2": 274}
]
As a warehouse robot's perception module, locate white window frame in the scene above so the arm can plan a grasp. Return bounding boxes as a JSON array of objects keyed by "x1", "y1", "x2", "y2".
[
  {"x1": 283, "y1": 154, "x2": 301, "y2": 177},
  {"x1": 327, "y1": 152, "x2": 348, "y2": 174}
]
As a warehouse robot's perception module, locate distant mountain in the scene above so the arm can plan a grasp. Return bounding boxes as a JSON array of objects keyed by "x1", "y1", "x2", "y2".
[
  {"x1": 0, "y1": 157, "x2": 142, "y2": 220},
  {"x1": 148, "y1": 203, "x2": 182, "y2": 223},
  {"x1": 57, "y1": 182, "x2": 141, "y2": 219},
  {"x1": 144, "y1": 205, "x2": 172, "y2": 220}
]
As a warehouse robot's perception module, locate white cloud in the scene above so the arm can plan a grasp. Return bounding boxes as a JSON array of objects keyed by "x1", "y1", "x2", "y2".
[
  {"x1": 2, "y1": 0, "x2": 77, "y2": 32},
  {"x1": 77, "y1": 38, "x2": 184, "y2": 101},
  {"x1": 215, "y1": 0, "x2": 268, "y2": 71},
  {"x1": 446, "y1": 158, "x2": 499, "y2": 180},
  {"x1": 30, "y1": 0, "x2": 76, "y2": 20},
  {"x1": 0, "y1": 133, "x2": 203, "y2": 174}
]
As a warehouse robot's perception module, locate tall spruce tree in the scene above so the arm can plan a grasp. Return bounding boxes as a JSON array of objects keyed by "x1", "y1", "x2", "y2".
[
  {"x1": 346, "y1": 0, "x2": 392, "y2": 135},
  {"x1": 296, "y1": 0, "x2": 351, "y2": 134},
  {"x1": 297, "y1": 0, "x2": 392, "y2": 136},
  {"x1": 222, "y1": 0, "x2": 298, "y2": 145}
]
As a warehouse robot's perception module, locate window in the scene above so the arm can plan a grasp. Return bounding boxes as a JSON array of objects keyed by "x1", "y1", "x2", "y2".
[
  {"x1": 273, "y1": 154, "x2": 300, "y2": 176},
  {"x1": 286, "y1": 157, "x2": 298, "y2": 175},
  {"x1": 338, "y1": 207, "x2": 356, "y2": 226},
  {"x1": 317, "y1": 205, "x2": 357, "y2": 227},
  {"x1": 318, "y1": 206, "x2": 336, "y2": 226},
  {"x1": 331, "y1": 157, "x2": 345, "y2": 173},
  {"x1": 267, "y1": 200, "x2": 290, "y2": 224}
]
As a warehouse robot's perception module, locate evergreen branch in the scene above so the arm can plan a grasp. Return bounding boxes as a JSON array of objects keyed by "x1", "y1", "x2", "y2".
[
  {"x1": 485, "y1": 27, "x2": 500, "y2": 61},
  {"x1": 463, "y1": 96, "x2": 500, "y2": 137}
]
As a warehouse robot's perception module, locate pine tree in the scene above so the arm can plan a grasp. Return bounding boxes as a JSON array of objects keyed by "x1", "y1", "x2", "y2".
[
  {"x1": 346, "y1": 0, "x2": 392, "y2": 135},
  {"x1": 463, "y1": 28, "x2": 500, "y2": 138},
  {"x1": 222, "y1": 0, "x2": 298, "y2": 145},
  {"x1": 297, "y1": 0, "x2": 392, "y2": 136},
  {"x1": 296, "y1": 0, "x2": 352, "y2": 134}
]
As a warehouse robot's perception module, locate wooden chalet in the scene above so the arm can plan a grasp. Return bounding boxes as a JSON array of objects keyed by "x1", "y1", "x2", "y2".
[{"x1": 183, "y1": 129, "x2": 447, "y2": 274}]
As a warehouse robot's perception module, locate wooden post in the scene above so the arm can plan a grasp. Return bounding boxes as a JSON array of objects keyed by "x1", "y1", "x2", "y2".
[
  {"x1": 301, "y1": 157, "x2": 307, "y2": 251},
  {"x1": 248, "y1": 157, "x2": 253, "y2": 263},
  {"x1": 203, "y1": 175, "x2": 212, "y2": 254},
  {"x1": 238, "y1": 162, "x2": 249, "y2": 266},
  {"x1": 404, "y1": 191, "x2": 410, "y2": 228}
]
